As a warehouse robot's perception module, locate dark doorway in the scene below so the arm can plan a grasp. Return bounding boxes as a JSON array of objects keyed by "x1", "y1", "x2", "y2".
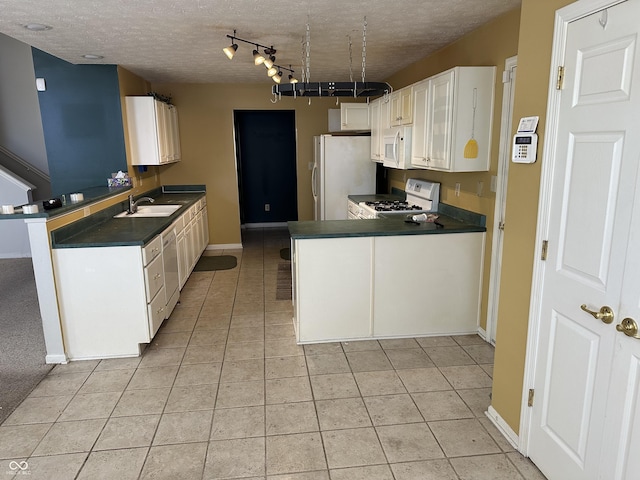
[{"x1": 234, "y1": 110, "x2": 298, "y2": 225}]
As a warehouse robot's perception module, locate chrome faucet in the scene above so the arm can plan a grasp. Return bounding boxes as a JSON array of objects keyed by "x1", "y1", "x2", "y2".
[{"x1": 128, "y1": 194, "x2": 155, "y2": 214}]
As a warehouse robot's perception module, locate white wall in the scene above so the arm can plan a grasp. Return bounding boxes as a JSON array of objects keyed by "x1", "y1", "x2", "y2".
[
  {"x1": 0, "y1": 33, "x2": 48, "y2": 174},
  {"x1": 0, "y1": 166, "x2": 34, "y2": 258}
]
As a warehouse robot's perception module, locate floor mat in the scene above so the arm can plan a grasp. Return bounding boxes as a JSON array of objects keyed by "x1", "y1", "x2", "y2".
[
  {"x1": 279, "y1": 248, "x2": 291, "y2": 261},
  {"x1": 276, "y1": 262, "x2": 292, "y2": 300},
  {"x1": 193, "y1": 255, "x2": 237, "y2": 271}
]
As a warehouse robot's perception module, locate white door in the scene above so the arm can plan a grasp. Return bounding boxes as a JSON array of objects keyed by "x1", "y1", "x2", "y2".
[{"x1": 527, "y1": 2, "x2": 640, "y2": 479}]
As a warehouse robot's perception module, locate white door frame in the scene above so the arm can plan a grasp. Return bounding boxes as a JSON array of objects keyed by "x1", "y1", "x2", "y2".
[
  {"x1": 519, "y1": 0, "x2": 629, "y2": 455},
  {"x1": 486, "y1": 55, "x2": 517, "y2": 345}
]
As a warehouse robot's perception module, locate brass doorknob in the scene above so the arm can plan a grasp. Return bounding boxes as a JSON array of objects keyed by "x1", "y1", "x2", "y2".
[
  {"x1": 580, "y1": 304, "x2": 615, "y2": 324},
  {"x1": 616, "y1": 318, "x2": 640, "y2": 339}
]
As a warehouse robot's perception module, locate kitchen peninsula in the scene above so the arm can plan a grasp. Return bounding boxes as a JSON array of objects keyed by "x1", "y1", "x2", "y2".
[{"x1": 288, "y1": 205, "x2": 486, "y2": 344}]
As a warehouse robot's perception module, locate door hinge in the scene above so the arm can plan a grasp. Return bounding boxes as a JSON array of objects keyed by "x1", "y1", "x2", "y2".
[
  {"x1": 556, "y1": 66, "x2": 565, "y2": 90},
  {"x1": 502, "y1": 70, "x2": 511, "y2": 84},
  {"x1": 528, "y1": 389, "x2": 535, "y2": 407},
  {"x1": 498, "y1": 221, "x2": 505, "y2": 231},
  {"x1": 541, "y1": 240, "x2": 548, "y2": 261}
]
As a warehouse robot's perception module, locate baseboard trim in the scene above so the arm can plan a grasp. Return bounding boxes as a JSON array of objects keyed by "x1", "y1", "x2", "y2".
[
  {"x1": 486, "y1": 405, "x2": 519, "y2": 450},
  {"x1": 206, "y1": 243, "x2": 243, "y2": 251},
  {"x1": 45, "y1": 354, "x2": 68, "y2": 364},
  {"x1": 477, "y1": 326, "x2": 488, "y2": 341},
  {"x1": 242, "y1": 222, "x2": 288, "y2": 229}
]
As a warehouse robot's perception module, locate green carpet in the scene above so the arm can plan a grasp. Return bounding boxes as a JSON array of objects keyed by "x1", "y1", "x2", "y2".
[
  {"x1": 280, "y1": 248, "x2": 291, "y2": 261},
  {"x1": 193, "y1": 255, "x2": 237, "y2": 271}
]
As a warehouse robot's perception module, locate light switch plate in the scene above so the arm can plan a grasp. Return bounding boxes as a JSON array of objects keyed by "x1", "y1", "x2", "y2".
[{"x1": 36, "y1": 78, "x2": 46, "y2": 91}]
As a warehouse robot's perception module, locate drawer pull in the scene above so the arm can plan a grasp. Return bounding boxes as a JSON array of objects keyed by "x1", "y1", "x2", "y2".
[
  {"x1": 154, "y1": 273, "x2": 162, "y2": 279},
  {"x1": 157, "y1": 307, "x2": 164, "y2": 314}
]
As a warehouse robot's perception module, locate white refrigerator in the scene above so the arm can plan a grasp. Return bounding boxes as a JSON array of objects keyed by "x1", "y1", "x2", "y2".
[{"x1": 312, "y1": 135, "x2": 376, "y2": 220}]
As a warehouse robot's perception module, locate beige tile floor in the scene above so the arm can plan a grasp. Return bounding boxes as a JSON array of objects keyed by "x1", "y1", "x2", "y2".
[{"x1": 0, "y1": 227, "x2": 547, "y2": 480}]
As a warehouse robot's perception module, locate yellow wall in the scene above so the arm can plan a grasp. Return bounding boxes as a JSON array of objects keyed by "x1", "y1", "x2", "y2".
[
  {"x1": 383, "y1": 8, "x2": 521, "y2": 334},
  {"x1": 149, "y1": 83, "x2": 346, "y2": 245},
  {"x1": 491, "y1": 0, "x2": 574, "y2": 434}
]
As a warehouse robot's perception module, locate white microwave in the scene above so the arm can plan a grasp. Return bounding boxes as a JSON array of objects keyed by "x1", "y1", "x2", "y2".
[{"x1": 382, "y1": 126, "x2": 412, "y2": 170}]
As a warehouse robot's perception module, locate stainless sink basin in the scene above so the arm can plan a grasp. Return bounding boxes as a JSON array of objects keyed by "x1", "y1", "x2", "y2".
[{"x1": 114, "y1": 205, "x2": 181, "y2": 218}]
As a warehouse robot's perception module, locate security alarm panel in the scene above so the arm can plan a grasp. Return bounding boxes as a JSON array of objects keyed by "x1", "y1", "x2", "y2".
[{"x1": 512, "y1": 116, "x2": 539, "y2": 164}]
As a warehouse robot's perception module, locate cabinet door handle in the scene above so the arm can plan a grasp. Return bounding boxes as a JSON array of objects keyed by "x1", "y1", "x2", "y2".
[{"x1": 154, "y1": 273, "x2": 162, "y2": 279}]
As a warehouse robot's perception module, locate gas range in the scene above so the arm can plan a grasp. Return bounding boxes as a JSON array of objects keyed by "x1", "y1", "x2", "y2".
[
  {"x1": 358, "y1": 200, "x2": 427, "y2": 219},
  {"x1": 349, "y1": 179, "x2": 441, "y2": 219}
]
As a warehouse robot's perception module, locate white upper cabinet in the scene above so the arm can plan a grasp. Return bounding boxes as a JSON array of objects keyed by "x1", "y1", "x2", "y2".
[
  {"x1": 410, "y1": 79, "x2": 430, "y2": 167},
  {"x1": 411, "y1": 66, "x2": 496, "y2": 172},
  {"x1": 370, "y1": 96, "x2": 392, "y2": 162},
  {"x1": 340, "y1": 103, "x2": 370, "y2": 130},
  {"x1": 126, "y1": 96, "x2": 182, "y2": 166},
  {"x1": 370, "y1": 98, "x2": 382, "y2": 162},
  {"x1": 390, "y1": 86, "x2": 413, "y2": 126}
]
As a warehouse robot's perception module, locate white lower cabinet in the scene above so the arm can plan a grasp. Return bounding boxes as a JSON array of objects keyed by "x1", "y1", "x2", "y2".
[
  {"x1": 53, "y1": 238, "x2": 165, "y2": 360},
  {"x1": 292, "y1": 232, "x2": 485, "y2": 343},
  {"x1": 176, "y1": 199, "x2": 208, "y2": 290}
]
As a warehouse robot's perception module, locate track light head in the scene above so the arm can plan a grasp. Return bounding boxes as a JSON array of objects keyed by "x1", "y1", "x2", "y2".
[
  {"x1": 272, "y1": 71, "x2": 283, "y2": 83},
  {"x1": 253, "y1": 48, "x2": 265, "y2": 65},
  {"x1": 289, "y1": 74, "x2": 298, "y2": 84},
  {"x1": 223, "y1": 42, "x2": 238, "y2": 60},
  {"x1": 263, "y1": 55, "x2": 276, "y2": 69},
  {"x1": 267, "y1": 65, "x2": 278, "y2": 77}
]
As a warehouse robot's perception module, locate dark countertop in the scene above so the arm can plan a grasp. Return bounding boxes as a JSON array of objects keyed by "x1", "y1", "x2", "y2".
[
  {"x1": 0, "y1": 185, "x2": 133, "y2": 220},
  {"x1": 51, "y1": 186, "x2": 206, "y2": 248},
  {"x1": 288, "y1": 211, "x2": 486, "y2": 240}
]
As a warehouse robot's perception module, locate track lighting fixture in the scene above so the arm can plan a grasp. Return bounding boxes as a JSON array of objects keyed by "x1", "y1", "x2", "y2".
[{"x1": 222, "y1": 30, "x2": 298, "y2": 86}]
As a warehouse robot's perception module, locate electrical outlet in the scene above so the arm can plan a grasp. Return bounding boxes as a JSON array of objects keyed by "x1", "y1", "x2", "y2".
[
  {"x1": 265, "y1": 203, "x2": 270, "y2": 212},
  {"x1": 455, "y1": 183, "x2": 461, "y2": 197}
]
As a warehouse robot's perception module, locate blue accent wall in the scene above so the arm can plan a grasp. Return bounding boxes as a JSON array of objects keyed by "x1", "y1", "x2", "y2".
[{"x1": 32, "y1": 49, "x2": 128, "y2": 196}]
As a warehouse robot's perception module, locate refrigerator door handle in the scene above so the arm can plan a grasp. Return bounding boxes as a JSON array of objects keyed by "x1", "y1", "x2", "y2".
[{"x1": 311, "y1": 164, "x2": 318, "y2": 199}]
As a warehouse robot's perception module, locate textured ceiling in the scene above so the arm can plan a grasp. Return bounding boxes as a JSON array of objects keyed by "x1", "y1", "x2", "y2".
[{"x1": 0, "y1": 0, "x2": 521, "y2": 85}]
